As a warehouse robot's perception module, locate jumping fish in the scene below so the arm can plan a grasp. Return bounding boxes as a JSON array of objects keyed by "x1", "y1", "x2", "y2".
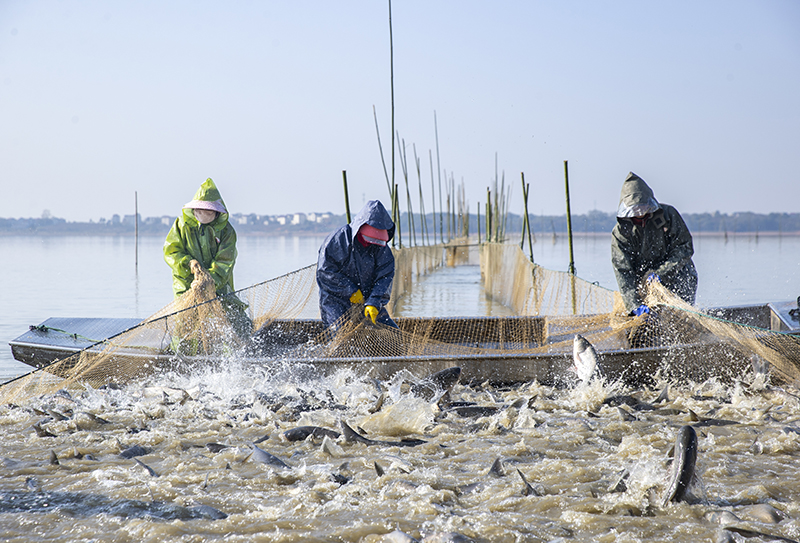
[
  {"x1": 488, "y1": 457, "x2": 506, "y2": 477},
  {"x1": 410, "y1": 367, "x2": 462, "y2": 400},
  {"x1": 133, "y1": 457, "x2": 159, "y2": 477},
  {"x1": 340, "y1": 421, "x2": 426, "y2": 448},
  {"x1": 247, "y1": 443, "x2": 290, "y2": 469},
  {"x1": 662, "y1": 425, "x2": 697, "y2": 506},
  {"x1": 572, "y1": 335, "x2": 600, "y2": 384}
]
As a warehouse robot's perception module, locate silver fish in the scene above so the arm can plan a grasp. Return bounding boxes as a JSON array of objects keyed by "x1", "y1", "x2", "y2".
[
  {"x1": 662, "y1": 425, "x2": 697, "y2": 506},
  {"x1": 247, "y1": 443, "x2": 289, "y2": 469},
  {"x1": 572, "y1": 335, "x2": 600, "y2": 384}
]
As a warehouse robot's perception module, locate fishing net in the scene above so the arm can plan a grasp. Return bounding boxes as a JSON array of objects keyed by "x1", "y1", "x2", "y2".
[{"x1": 2, "y1": 242, "x2": 799, "y2": 404}]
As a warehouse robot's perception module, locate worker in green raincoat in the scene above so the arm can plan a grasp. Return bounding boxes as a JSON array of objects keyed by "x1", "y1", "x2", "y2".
[
  {"x1": 164, "y1": 178, "x2": 251, "y2": 340},
  {"x1": 611, "y1": 172, "x2": 698, "y2": 316}
]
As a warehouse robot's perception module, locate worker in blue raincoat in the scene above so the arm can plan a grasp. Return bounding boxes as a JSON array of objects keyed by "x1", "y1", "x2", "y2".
[
  {"x1": 611, "y1": 172, "x2": 698, "y2": 316},
  {"x1": 316, "y1": 200, "x2": 398, "y2": 329}
]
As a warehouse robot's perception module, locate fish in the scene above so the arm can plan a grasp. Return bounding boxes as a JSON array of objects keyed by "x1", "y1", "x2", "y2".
[
  {"x1": 743, "y1": 503, "x2": 785, "y2": 524},
  {"x1": 119, "y1": 445, "x2": 149, "y2": 459},
  {"x1": 662, "y1": 425, "x2": 697, "y2": 506},
  {"x1": 410, "y1": 367, "x2": 462, "y2": 400},
  {"x1": 488, "y1": 457, "x2": 506, "y2": 477},
  {"x1": 280, "y1": 426, "x2": 341, "y2": 442},
  {"x1": 374, "y1": 461, "x2": 385, "y2": 477},
  {"x1": 572, "y1": 335, "x2": 600, "y2": 384},
  {"x1": 515, "y1": 468, "x2": 545, "y2": 497},
  {"x1": 655, "y1": 385, "x2": 670, "y2": 404},
  {"x1": 617, "y1": 406, "x2": 637, "y2": 422},
  {"x1": 247, "y1": 443, "x2": 290, "y2": 469},
  {"x1": 46, "y1": 409, "x2": 70, "y2": 421},
  {"x1": 206, "y1": 443, "x2": 229, "y2": 453},
  {"x1": 133, "y1": 457, "x2": 159, "y2": 477},
  {"x1": 687, "y1": 409, "x2": 738, "y2": 427},
  {"x1": 368, "y1": 392, "x2": 386, "y2": 414},
  {"x1": 721, "y1": 527, "x2": 798, "y2": 543},
  {"x1": 607, "y1": 469, "x2": 629, "y2": 493},
  {"x1": 321, "y1": 435, "x2": 344, "y2": 457},
  {"x1": 445, "y1": 405, "x2": 500, "y2": 418},
  {"x1": 32, "y1": 423, "x2": 56, "y2": 438},
  {"x1": 187, "y1": 504, "x2": 228, "y2": 520},
  {"x1": 340, "y1": 421, "x2": 426, "y2": 448},
  {"x1": 603, "y1": 394, "x2": 656, "y2": 411}
]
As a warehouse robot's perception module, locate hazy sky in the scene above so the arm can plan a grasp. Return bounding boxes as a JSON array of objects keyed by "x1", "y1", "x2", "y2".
[{"x1": 1, "y1": 1, "x2": 798, "y2": 222}]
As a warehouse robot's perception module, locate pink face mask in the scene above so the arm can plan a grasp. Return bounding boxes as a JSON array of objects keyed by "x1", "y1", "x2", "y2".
[{"x1": 358, "y1": 224, "x2": 389, "y2": 246}]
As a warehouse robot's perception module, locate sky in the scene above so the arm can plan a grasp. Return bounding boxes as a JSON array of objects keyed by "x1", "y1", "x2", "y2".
[{"x1": 1, "y1": 0, "x2": 799, "y2": 223}]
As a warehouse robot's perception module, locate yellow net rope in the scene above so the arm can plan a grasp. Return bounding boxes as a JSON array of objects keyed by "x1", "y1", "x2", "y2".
[{"x1": 2, "y1": 242, "x2": 798, "y2": 403}]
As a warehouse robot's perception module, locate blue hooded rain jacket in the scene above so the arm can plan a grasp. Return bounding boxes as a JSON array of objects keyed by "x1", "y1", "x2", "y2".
[{"x1": 316, "y1": 200, "x2": 397, "y2": 328}]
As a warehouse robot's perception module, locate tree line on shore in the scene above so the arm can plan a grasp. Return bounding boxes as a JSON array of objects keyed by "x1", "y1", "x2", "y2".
[{"x1": 1, "y1": 210, "x2": 799, "y2": 237}]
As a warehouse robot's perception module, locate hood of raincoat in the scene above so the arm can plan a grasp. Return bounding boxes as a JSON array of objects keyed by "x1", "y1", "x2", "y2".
[
  {"x1": 616, "y1": 172, "x2": 660, "y2": 218},
  {"x1": 350, "y1": 200, "x2": 395, "y2": 242},
  {"x1": 182, "y1": 178, "x2": 230, "y2": 229}
]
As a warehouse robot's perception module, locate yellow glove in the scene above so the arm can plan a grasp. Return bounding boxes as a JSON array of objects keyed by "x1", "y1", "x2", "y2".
[
  {"x1": 349, "y1": 289, "x2": 364, "y2": 304},
  {"x1": 364, "y1": 305, "x2": 378, "y2": 324}
]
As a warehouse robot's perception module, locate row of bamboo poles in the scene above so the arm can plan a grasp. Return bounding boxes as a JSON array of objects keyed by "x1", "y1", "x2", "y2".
[{"x1": 342, "y1": 0, "x2": 579, "y2": 276}]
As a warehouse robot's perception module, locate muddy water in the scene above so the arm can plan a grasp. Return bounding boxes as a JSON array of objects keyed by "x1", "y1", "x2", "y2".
[{"x1": 1, "y1": 361, "x2": 799, "y2": 543}]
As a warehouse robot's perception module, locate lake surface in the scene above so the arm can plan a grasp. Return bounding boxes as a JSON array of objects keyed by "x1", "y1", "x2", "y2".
[
  {"x1": 0, "y1": 233, "x2": 799, "y2": 542},
  {"x1": 1, "y1": 233, "x2": 798, "y2": 380}
]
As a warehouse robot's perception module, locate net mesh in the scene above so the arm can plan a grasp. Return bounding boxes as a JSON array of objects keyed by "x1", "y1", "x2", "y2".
[{"x1": 2, "y1": 242, "x2": 798, "y2": 403}]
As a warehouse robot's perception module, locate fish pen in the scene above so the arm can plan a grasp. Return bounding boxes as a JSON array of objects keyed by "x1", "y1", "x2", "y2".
[{"x1": 3, "y1": 242, "x2": 800, "y2": 404}]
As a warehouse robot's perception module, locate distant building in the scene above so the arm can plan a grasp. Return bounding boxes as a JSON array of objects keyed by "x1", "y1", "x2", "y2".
[
  {"x1": 307, "y1": 212, "x2": 332, "y2": 223},
  {"x1": 290, "y1": 213, "x2": 306, "y2": 225}
]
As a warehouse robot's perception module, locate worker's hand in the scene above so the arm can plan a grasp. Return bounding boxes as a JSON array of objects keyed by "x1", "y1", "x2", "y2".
[
  {"x1": 632, "y1": 304, "x2": 650, "y2": 317},
  {"x1": 349, "y1": 289, "x2": 364, "y2": 304},
  {"x1": 189, "y1": 259, "x2": 204, "y2": 276},
  {"x1": 646, "y1": 273, "x2": 660, "y2": 283},
  {"x1": 364, "y1": 305, "x2": 379, "y2": 324}
]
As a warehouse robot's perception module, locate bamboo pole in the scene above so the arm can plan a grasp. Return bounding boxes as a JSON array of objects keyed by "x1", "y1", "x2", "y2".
[
  {"x1": 435, "y1": 111, "x2": 443, "y2": 244},
  {"x1": 521, "y1": 172, "x2": 534, "y2": 262},
  {"x1": 429, "y1": 150, "x2": 437, "y2": 246},
  {"x1": 486, "y1": 187, "x2": 492, "y2": 242},
  {"x1": 563, "y1": 160, "x2": 576, "y2": 275},
  {"x1": 398, "y1": 134, "x2": 416, "y2": 246},
  {"x1": 444, "y1": 169, "x2": 451, "y2": 241},
  {"x1": 342, "y1": 170, "x2": 352, "y2": 224},
  {"x1": 564, "y1": 160, "x2": 577, "y2": 315},
  {"x1": 388, "y1": 0, "x2": 396, "y2": 222},
  {"x1": 134, "y1": 191, "x2": 138, "y2": 270},
  {"x1": 372, "y1": 105, "x2": 392, "y2": 200},
  {"x1": 394, "y1": 183, "x2": 402, "y2": 248},
  {"x1": 477, "y1": 201, "x2": 481, "y2": 244},
  {"x1": 414, "y1": 145, "x2": 429, "y2": 246}
]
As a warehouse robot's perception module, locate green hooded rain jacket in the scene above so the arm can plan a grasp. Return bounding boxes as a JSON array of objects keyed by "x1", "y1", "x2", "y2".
[
  {"x1": 163, "y1": 178, "x2": 238, "y2": 298},
  {"x1": 611, "y1": 172, "x2": 698, "y2": 313}
]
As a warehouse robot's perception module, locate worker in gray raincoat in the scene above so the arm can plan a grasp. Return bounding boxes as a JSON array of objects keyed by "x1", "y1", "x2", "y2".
[
  {"x1": 611, "y1": 172, "x2": 698, "y2": 316},
  {"x1": 316, "y1": 200, "x2": 398, "y2": 329}
]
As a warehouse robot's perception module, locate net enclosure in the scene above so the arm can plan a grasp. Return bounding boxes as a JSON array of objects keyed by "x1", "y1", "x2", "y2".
[{"x1": 3, "y1": 242, "x2": 799, "y2": 403}]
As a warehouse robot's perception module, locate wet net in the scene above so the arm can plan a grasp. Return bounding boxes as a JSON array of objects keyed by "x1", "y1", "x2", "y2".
[{"x1": 2, "y1": 242, "x2": 799, "y2": 403}]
